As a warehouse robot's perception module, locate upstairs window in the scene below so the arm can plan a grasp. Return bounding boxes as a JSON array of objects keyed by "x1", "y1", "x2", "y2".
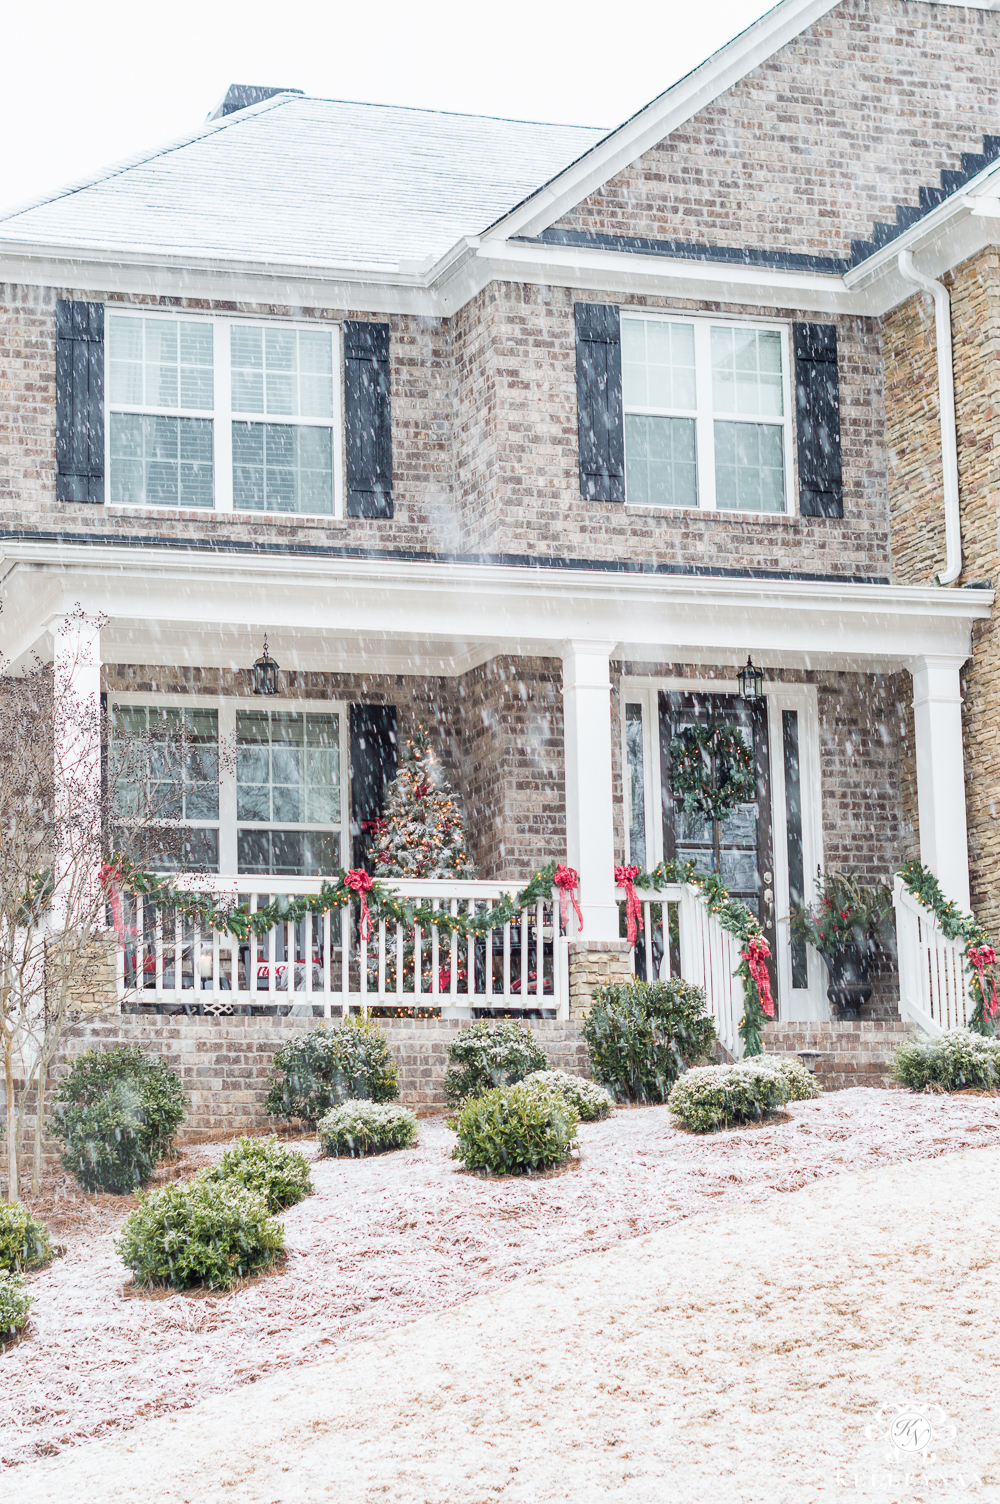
[
  {"x1": 621, "y1": 315, "x2": 791, "y2": 514},
  {"x1": 106, "y1": 312, "x2": 341, "y2": 516}
]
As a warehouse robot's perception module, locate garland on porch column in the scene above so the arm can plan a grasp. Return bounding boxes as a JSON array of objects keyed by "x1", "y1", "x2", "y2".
[{"x1": 897, "y1": 860, "x2": 998, "y2": 1035}]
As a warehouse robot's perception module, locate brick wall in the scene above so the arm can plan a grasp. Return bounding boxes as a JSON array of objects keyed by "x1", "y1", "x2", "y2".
[
  {"x1": 885, "y1": 247, "x2": 1000, "y2": 932},
  {"x1": 555, "y1": 0, "x2": 1000, "y2": 261}
]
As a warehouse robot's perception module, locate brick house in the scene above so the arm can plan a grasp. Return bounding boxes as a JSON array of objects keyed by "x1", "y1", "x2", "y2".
[{"x1": 1, "y1": 0, "x2": 998, "y2": 1048}]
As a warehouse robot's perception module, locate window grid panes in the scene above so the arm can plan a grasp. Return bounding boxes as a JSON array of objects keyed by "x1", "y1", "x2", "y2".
[
  {"x1": 106, "y1": 313, "x2": 340, "y2": 516},
  {"x1": 237, "y1": 709, "x2": 342, "y2": 877},
  {"x1": 112, "y1": 704, "x2": 220, "y2": 873},
  {"x1": 622, "y1": 316, "x2": 789, "y2": 515}
]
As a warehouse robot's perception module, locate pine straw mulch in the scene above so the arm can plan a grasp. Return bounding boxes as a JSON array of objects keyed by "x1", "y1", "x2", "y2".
[{"x1": 3, "y1": 1086, "x2": 1000, "y2": 1471}]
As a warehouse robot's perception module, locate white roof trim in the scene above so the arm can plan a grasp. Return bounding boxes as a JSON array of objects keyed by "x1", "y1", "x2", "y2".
[{"x1": 479, "y1": 0, "x2": 842, "y2": 243}]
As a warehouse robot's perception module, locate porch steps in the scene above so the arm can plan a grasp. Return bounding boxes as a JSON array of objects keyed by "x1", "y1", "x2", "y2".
[{"x1": 762, "y1": 1021, "x2": 912, "y2": 1091}]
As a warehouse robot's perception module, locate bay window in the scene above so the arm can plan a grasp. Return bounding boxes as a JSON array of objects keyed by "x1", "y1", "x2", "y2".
[
  {"x1": 621, "y1": 315, "x2": 792, "y2": 514},
  {"x1": 106, "y1": 312, "x2": 341, "y2": 516}
]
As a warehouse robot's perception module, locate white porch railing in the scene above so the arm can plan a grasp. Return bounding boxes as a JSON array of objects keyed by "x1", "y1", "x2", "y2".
[
  {"x1": 632, "y1": 884, "x2": 746, "y2": 1058},
  {"x1": 117, "y1": 876, "x2": 568, "y2": 1019},
  {"x1": 893, "y1": 873, "x2": 972, "y2": 1033}
]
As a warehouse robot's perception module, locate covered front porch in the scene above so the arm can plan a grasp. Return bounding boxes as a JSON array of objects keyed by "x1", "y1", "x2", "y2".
[{"x1": 0, "y1": 537, "x2": 990, "y2": 1037}]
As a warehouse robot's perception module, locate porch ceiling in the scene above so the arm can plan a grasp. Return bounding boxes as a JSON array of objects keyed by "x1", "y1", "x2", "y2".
[{"x1": 0, "y1": 540, "x2": 991, "y2": 677}]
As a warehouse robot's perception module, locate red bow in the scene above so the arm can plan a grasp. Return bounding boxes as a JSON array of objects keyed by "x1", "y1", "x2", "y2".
[
  {"x1": 360, "y1": 818, "x2": 387, "y2": 835},
  {"x1": 98, "y1": 862, "x2": 125, "y2": 940},
  {"x1": 345, "y1": 868, "x2": 375, "y2": 944},
  {"x1": 968, "y1": 944, "x2": 998, "y2": 1020},
  {"x1": 414, "y1": 780, "x2": 432, "y2": 800},
  {"x1": 615, "y1": 864, "x2": 643, "y2": 946},
  {"x1": 742, "y1": 935, "x2": 775, "y2": 1019},
  {"x1": 553, "y1": 864, "x2": 583, "y2": 933}
]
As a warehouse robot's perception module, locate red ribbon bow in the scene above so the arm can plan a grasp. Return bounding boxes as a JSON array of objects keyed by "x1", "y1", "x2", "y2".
[
  {"x1": 741, "y1": 935, "x2": 775, "y2": 1019},
  {"x1": 968, "y1": 944, "x2": 998, "y2": 1020},
  {"x1": 345, "y1": 868, "x2": 375, "y2": 944},
  {"x1": 615, "y1": 864, "x2": 643, "y2": 946},
  {"x1": 360, "y1": 818, "x2": 387, "y2": 835},
  {"x1": 98, "y1": 862, "x2": 125, "y2": 939},
  {"x1": 553, "y1": 864, "x2": 584, "y2": 933}
]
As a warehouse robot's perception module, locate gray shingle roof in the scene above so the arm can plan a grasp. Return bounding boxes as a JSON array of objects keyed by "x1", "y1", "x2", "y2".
[{"x1": 0, "y1": 94, "x2": 606, "y2": 270}]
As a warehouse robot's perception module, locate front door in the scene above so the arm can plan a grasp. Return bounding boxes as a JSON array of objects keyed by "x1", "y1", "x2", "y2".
[{"x1": 658, "y1": 691, "x2": 778, "y2": 1004}]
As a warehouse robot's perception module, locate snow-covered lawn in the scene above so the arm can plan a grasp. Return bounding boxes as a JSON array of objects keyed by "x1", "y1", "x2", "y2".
[{"x1": 3, "y1": 1086, "x2": 1000, "y2": 1471}]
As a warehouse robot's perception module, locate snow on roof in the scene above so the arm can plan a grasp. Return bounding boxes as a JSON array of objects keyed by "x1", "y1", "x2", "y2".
[{"x1": 0, "y1": 94, "x2": 606, "y2": 271}]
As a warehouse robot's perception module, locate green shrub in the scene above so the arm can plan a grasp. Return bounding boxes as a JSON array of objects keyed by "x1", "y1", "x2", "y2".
[
  {"x1": 115, "y1": 1173, "x2": 284, "y2": 1289},
  {"x1": 317, "y1": 1100, "x2": 418, "y2": 1158},
  {"x1": 0, "y1": 1203, "x2": 57, "y2": 1273},
  {"x1": 521, "y1": 1069, "x2": 613, "y2": 1121},
  {"x1": 451, "y1": 1079, "x2": 579, "y2": 1175},
  {"x1": 443, "y1": 1020, "x2": 547, "y2": 1105},
  {"x1": 0, "y1": 1271, "x2": 32, "y2": 1338},
  {"x1": 52, "y1": 1045, "x2": 186, "y2": 1193},
  {"x1": 582, "y1": 979, "x2": 716, "y2": 1103},
  {"x1": 264, "y1": 1017, "x2": 399, "y2": 1124},
  {"x1": 891, "y1": 1030, "x2": 1000, "y2": 1092},
  {"x1": 667, "y1": 1054, "x2": 819, "y2": 1134},
  {"x1": 202, "y1": 1136, "x2": 312, "y2": 1213}
]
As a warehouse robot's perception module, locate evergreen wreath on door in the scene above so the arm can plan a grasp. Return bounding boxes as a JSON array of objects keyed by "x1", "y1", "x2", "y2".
[{"x1": 669, "y1": 723, "x2": 756, "y2": 823}]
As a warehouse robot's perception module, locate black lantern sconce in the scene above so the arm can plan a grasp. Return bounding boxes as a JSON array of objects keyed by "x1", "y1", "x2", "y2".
[
  {"x1": 737, "y1": 654, "x2": 764, "y2": 701},
  {"x1": 250, "y1": 635, "x2": 280, "y2": 697}
]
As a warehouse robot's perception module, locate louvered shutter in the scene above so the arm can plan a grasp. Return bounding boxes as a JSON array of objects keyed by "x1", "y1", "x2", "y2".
[
  {"x1": 793, "y1": 322, "x2": 843, "y2": 518},
  {"x1": 575, "y1": 302, "x2": 625, "y2": 503},
  {"x1": 343, "y1": 321, "x2": 393, "y2": 518},
  {"x1": 349, "y1": 705, "x2": 398, "y2": 870},
  {"x1": 56, "y1": 299, "x2": 105, "y2": 503}
]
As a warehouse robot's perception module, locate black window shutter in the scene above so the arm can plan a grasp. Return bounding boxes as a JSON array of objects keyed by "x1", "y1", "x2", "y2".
[
  {"x1": 793, "y1": 322, "x2": 842, "y2": 518},
  {"x1": 343, "y1": 320, "x2": 393, "y2": 518},
  {"x1": 575, "y1": 302, "x2": 625, "y2": 503},
  {"x1": 349, "y1": 705, "x2": 398, "y2": 870},
  {"x1": 56, "y1": 299, "x2": 105, "y2": 504}
]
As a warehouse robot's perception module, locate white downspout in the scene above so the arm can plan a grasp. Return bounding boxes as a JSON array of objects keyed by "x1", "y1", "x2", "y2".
[{"x1": 897, "y1": 249, "x2": 962, "y2": 585}]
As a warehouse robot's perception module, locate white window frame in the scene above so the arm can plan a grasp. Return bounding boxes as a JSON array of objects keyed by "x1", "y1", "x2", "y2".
[
  {"x1": 620, "y1": 311, "x2": 795, "y2": 517},
  {"x1": 104, "y1": 309, "x2": 344, "y2": 519},
  {"x1": 109, "y1": 690, "x2": 350, "y2": 878},
  {"x1": 620, "y1": 676, "x2": 826, "y2": 1019}
]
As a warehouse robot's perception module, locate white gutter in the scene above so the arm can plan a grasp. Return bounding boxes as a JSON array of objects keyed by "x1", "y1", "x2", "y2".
[{"x1": 896, "y1": 249, "x2": 962, "y2": 585}]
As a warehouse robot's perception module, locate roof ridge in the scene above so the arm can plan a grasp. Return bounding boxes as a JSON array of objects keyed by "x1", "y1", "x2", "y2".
[{"x1": 0, "y1": 91, "x2": 298, "y2": 225}]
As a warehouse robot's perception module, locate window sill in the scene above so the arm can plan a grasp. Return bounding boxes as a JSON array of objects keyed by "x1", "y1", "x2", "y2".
[
  {"x1": 618, "y1": 503, "x2": 802, "y2": 523},
  {"x1": 104, "y1": 504, "x2": 351, "y2": 527}
]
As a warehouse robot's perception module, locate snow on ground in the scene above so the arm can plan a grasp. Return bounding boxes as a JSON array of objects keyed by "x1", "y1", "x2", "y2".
[
  {"x1": 11, "y1": 1131, "x2": 1000, "y2": 1504},
  {"x1": 3, "y1": 1087, "x2": 1000, "y2": 1476}
]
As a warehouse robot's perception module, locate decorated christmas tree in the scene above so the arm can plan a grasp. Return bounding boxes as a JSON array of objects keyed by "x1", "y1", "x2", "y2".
[{"x1": 370, "y1": 726, "x2": 476, "y2": 879}]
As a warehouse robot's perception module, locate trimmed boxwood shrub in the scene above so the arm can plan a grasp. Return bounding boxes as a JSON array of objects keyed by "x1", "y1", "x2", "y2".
[
  {"x1": 443, "y1": 1020, "x2": 547, "y2": 1106},
  {"x1": 203, "y1": 1136, "x2": 312, "y2": 1213},
  {"x1": 0, "y1": 1203, "x2": 57, "y2": 1273},
  {"x1": 892, "y1": 1030, "x2": 1000, "y2": 1093},
  {"x1": 265, "y1": 1017, "x2": 399, "y2": 1124},
  {"x1": 317, "y1": 1100, "x2": 418, "y2": 1158},
  {"x1": 0, "y1": 1271, "x2": 32, "y2": 1339},
  {"x1": 521, "y1": 1069, "x2": 613, "y2": 1122},
  {"x1": 667, "y1": 1055, "x2": 819, "y2": 1134},
  {"x1": 451, "y1": 1079, "x2": 579, "y2": 1176},
  {"x1": 52, "y1": 1045, "x2": 186, "y2": 1193},
  {"x1": 115, "y1": 1173, "x2": 284, "y2": 1289},
  {"x1": 582, "y1": 979, "x2": 716, "y2": 1103}
]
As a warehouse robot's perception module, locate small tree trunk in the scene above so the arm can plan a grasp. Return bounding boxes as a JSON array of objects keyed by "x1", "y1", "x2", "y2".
[
  {"x1": 32, "y1": 1055, "x2": 49, "y2": 1195},
  {"x1": 4, "y1": 1049, "x2": 18, "y2": 1203}
]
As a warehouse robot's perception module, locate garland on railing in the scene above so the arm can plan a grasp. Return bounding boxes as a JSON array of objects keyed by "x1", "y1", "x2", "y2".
[
  {"x1": 623, "y1": 859, "x2": 771, "y2": 1056},
  {"x1": 101, "y1": 856, "x2": 568, "y2": 946},
  {"x1": 897, "y1": 860, "x2": 998, "y2": 1035}
]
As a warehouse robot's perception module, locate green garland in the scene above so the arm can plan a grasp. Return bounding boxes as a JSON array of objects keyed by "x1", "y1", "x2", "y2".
[
  {"x1": 669, "y1": 724, "x2": 756, "y2": 823},
  {"x1": 897, "y1": 860, "x2": 996, "y2": 1035},
  {"x1": 625, "y1": 858, "x2": 769, "y2": 1056},
  {"x1": 113, "y1": 856, "x2": 562, "y2": 945}
]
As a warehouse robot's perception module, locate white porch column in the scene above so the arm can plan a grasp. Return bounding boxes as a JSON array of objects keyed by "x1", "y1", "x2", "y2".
[
  {"x1": 908, "y1": 653, "x2": 971, "y2": 912},
  {"x1": 561, "y1": 640, "x2": 620, "y2": 940},
  {"x1": 52, "y1": 614, "x2": 103, "y2": 926}
]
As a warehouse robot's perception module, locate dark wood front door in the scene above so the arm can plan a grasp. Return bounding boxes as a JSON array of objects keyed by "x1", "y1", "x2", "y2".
[{"x1": 658, "y1": 691, "x2": 777, "y2": 1004}]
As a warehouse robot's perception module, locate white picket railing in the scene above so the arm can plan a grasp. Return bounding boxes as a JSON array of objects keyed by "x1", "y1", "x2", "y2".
[
  {"x1": 631, "y1": 883, "x2": 746, "y2": 1058},
  {"x1": 893, "y1": 874, "x2": 972, "y2": 1034},
  {"x1": 117, "y1": 876, "x2": 568, "y2": 1019}
]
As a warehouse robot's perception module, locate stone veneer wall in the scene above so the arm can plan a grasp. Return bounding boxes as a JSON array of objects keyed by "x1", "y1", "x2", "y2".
[
  {"x1": 884, "y1": 247, "x2": 1000, "y2": 933},
  {"x1": 36, "y1": 1016, "x2": 591, "y2": 1139}
]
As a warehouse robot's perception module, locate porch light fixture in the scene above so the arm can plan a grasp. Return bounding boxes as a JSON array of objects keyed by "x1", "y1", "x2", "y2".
[
  {"x1": 737, "y1": 655, "x2": 764, "y2": 701},
  {"x1": 250, "y1": 635, "x2": 280, "y2": 697}
]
